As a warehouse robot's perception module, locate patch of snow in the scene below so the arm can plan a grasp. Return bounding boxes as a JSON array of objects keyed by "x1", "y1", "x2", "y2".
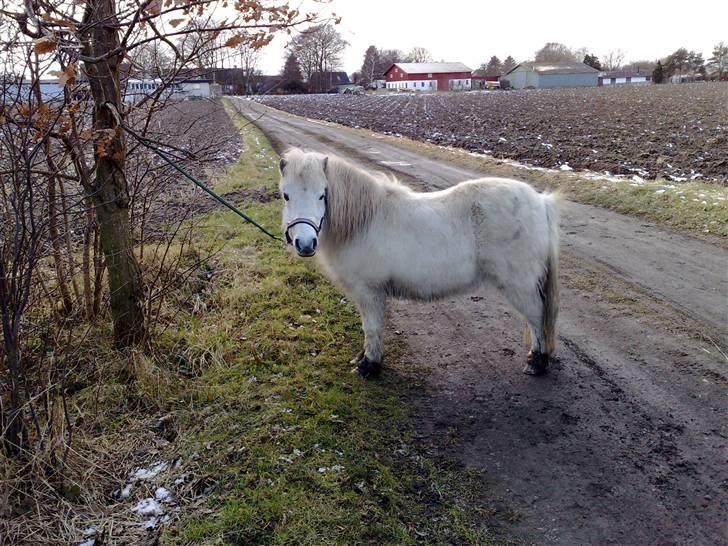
[
  {"x1": 120, "y1": 483, "x2": 133, "y2": 499},
  {"x1": 77, "y1": 539, "x2": 95, "y2": 546},
  {"x1": 654, "y1": 189, "x2": 666, "y2": 194},
  {"x1": 155, "y1": 487, "x2": 173, "y2": 503},
  {"x1": 132, "y1": 498, "x2": 163, "y2": 517},
  {"x1": 559, "y1": 164, "x2": 573, "y2": 171},
  {"x1": 379, "y1": 160, "x2": 412, "y2": 167},
  {"x1": 498, "y1": 137, "x2": 508, "y2": 143},
  {"x1": 130, "y1": 461, "x2": 168, "y2": 482}
]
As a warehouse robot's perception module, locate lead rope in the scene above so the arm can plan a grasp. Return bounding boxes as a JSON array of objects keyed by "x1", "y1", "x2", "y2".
[{"x1": 106, "y1": 102, "x2": 284, "y2": 243}]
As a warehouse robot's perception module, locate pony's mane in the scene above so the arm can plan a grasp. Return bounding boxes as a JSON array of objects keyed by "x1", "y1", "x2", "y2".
[{"x1": 283, "y1": 149, "x2": 410, "y2": 246}]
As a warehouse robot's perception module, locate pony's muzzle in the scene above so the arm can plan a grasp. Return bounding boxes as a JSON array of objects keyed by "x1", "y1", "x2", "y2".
[{"x1": 294, "y1": 236, "x2": 317, "y2": 257}]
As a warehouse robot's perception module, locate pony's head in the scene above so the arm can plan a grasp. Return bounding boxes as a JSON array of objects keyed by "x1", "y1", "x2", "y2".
[{"x1": 279, "y1": 149, "x2": 328, "y2": 257}]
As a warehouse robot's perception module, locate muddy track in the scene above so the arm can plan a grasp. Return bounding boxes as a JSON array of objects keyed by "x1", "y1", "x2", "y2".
[{"x1": 233, "y1": 99, "x2": 728, "y2": 545}]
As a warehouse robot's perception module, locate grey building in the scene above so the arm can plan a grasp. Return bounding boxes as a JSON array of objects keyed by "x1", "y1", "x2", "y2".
[{"x1": 504, "y1": 62, "x2": 599, "y2": 89}]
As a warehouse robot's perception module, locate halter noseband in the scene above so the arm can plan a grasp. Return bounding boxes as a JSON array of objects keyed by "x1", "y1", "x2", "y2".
[{"x1": 285, "y1": 216, "x2": 324, "y2": 245}]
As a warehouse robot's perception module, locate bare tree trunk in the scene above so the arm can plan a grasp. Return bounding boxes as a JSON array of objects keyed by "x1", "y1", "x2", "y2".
[
  {"x1": 58, "y1": 177, "x2": 82, "y2": 302},
  {"x1": 0, "y1": 280, "x2": 24, "y2": 455},
  {"x1": 45, "y1": 156, "x2": 73, "y2": 314},
  {"x1": 82, "y1": 202, "x2": 94, "y2": 318},
  {"x1": 82, "y1": 0, "x2": 146, "y2": 346}
]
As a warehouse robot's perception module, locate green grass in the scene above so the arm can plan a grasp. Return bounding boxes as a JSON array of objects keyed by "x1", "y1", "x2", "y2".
[
  {"x1": 159, "y1": 100, "x2": 506, "y2": 545},
  {"x1": 563, "y1": 178, "x2": 728, "y2": 237}
]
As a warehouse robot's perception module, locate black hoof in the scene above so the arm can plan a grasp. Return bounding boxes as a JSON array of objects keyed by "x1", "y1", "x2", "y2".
[
  {"x1": 351, "y1": 356, "x2": 381, "y2": 379},
  {"x1": 349, "y1": 350, "x2": 365, "y2": 366},
  {"x1": 523, "y1": 351, "x2": 549, "y2": 376}
]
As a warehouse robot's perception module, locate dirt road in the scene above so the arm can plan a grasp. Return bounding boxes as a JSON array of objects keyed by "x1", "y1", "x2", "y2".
[{"x1": 233, "y1": 99, "x2": 728, "y2": 545}]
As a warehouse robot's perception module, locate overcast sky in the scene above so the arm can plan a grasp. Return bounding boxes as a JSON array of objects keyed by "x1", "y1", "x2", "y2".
[{"x1": 256, "y1": 0, "x2": 727, "y2": 74}]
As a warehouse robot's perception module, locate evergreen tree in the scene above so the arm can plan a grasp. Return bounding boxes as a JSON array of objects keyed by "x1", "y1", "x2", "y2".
[
  {"x1": 485, "y1": 55, "x2": 502, "y2": 76},
  {"x1": 583, "y1": 53, "x2": 602, "y2": 71},
  {"x1": 652, "y1": 60, "x2": 664, "y2": 84},
  {"x1": 360, "y1": 45, "x2": 380, "y2": 86},
  {"x1": 281, "y1": 53, "x2": 306, "y2": 93},
  {"x1": 502, "y1": 55, "x2": 517, "y2": 74}
]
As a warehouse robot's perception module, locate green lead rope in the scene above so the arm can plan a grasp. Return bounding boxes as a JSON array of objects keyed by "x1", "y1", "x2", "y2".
[{"x1": 110, "y1": 103, "x2": 283, "y2": 243}]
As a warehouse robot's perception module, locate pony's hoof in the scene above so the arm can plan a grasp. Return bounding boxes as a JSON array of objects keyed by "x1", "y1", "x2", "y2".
[
  {"x1": 349, "y1": 350, "x2": 365, "y2": 365},
  {"x1": 523, "y1": 351, "x2": 549, "y2": 376},
  {"x1": 351, "y1": 356, "x2": 381, "y2": 379}
]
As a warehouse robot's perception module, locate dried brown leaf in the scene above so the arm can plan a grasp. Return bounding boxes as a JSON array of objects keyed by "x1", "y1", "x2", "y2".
[
  {"x1": 33, "y1": 37, "x2": 57, "y2": 55},
  {"x1": 223, "y1": 35, "x2": 244, "y2": 48}
]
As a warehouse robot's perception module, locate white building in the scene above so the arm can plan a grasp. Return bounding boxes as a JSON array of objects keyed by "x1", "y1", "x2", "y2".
[
  {"x1": 124, "y1": 78, "x2": 216, "y2": 103},
  {"x1": 598, "y1": 71, "x2": 652, "y2": 86}
]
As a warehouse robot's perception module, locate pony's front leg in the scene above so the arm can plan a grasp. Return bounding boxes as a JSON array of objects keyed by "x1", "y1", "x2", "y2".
[{"x1": 349, "y1": 287, "x2": 386, "y2": 378}]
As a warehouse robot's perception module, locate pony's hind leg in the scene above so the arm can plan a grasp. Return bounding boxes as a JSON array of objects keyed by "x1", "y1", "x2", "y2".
[
  {"x1": 523, "y1": 319, "x2": 549, "y2": 376},
  {"x1": 500, "y1": 277, "x2": 550, "y2": 376},
  {"x1": 349, "y1": 286, "x2": 386, "y2": 378}
]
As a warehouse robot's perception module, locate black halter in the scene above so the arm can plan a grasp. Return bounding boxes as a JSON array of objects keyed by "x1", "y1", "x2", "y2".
[
  {"x1": 284, "y1": 189, "x2": 327, "y2": 245},
  {"x1": 284, "y1": 216, "x2": 324, "y2": 244}
]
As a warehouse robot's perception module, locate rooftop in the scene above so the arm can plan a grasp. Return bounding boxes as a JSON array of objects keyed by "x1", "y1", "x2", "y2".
[
  {"x1": 508, "y1": 62, "x2": 600, "y2": 75},
  {"x1": 388, "y1": 62, "x2": 473, "y2": 74}
]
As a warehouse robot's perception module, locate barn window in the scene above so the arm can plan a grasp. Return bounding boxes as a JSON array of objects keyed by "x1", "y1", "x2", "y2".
[{"x1": 428, "y1": 73, "x2": 432, "y2": 78}]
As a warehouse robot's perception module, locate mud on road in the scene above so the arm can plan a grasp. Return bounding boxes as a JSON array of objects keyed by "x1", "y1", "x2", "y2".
[{"x1": 233, "y1": 99, "x2": 728, "y2": 545}]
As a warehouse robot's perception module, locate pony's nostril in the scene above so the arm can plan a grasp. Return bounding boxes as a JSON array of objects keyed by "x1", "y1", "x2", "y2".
[
  {"x1": 312, "y1": 238, "x2": 318, "y2": 250},
  {"x1": 294, "y1": 238, "x2": 302, "y2": 252}
]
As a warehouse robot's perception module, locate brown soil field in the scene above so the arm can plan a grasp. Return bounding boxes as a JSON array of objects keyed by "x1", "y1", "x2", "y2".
[{"x1": 257, "y1": 82, "x2": 728, "y2": 184}]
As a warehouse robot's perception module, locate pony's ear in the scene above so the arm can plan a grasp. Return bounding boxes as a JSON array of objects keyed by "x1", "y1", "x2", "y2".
[
  {"x1": 322, "y1": 156, "x2": 329, "y2": 174},
  {"x1": 279, "y1": 158, "x2": 287, "y2": 174}
]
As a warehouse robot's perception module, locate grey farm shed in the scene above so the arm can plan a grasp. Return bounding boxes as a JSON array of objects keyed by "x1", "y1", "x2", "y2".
[{"x1": 504, "y1": 62, "x2": 598, "y2": 89}]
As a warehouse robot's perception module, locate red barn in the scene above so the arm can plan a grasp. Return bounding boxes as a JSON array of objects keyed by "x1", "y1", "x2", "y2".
[{"x1": 384, "y1": 62, "x2": 473, "y2": 91}]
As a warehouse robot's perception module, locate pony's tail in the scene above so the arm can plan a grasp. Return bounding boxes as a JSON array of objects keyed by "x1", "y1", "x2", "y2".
[{"x1": 541, "y1": 192, "x2": 561, "y2": 355}]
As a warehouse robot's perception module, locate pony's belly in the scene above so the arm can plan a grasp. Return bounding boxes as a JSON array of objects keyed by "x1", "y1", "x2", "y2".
[{"x1": 386, "y1": 257, "x2": 479, "y2": 300}]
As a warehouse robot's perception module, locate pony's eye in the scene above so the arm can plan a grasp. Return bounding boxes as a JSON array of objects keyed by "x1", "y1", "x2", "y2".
[
  {"x1": 319, "y1": 194, "x2": 325, "y2": 201},
  {"x1": 283, "y1": 193, "x2": 289, "y2": 201}
]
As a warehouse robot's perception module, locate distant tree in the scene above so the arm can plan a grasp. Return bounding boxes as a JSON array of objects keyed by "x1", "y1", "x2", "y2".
[
  {"x1": 288, "y1": 24, "x2": 348, "y2": 89},
  {"x1": 687, "y1": 50, "x2": 705, "y2": 75},
  {"x1": 664, "y1": 47, "x2": 689, "y2": 78},
  {"x1": 534, "y1": 42, "x2": 577, "y2": 63},
  {"x1": 360, "y1": 45, "x2": 380, "y2": 86},
  {"x1": 707, "y1": 41, "x2": 728, "y2": 79},
  {"x1": 473, "y1": 63, "x2": 488, "y2": 76},
  {"x1": 583, "y1": 53, "x2": 602, "y2": 70},
  {"x1": 652, "y1": 60, "x2": 665, "y2": 84},
  {"x1": 281, "y1": 53, "x2": 306, "y2": 93},
  {"x1": 406, "y1": 46, "x2": 433, "y2": 63},
  {"x1": 236, "y1": 39, "x2": 261, "y2": 94},
  {"x1": 130, "y1": 42, "x2": 174, "y2": 77},
  {"x1": 376, "y1": 48, "x2": 404, "y2": 78},
  {"x1": 484, "y1": 55, "x2": 502, "y2": 76},
  {"x1": 502, "y1": 55, "x2": 517, "y2": 73},
  {"x1": 601, "y1": 49, "x2": 625, "y2": 71},
  {"x1": 350, "y1": 71, "x2": 362, "y2": 84}
]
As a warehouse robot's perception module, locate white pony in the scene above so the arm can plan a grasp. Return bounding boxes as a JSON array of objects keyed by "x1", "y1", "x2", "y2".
[{"x1": 279, "y1": 148, "x2": 560, "y2": 378}]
